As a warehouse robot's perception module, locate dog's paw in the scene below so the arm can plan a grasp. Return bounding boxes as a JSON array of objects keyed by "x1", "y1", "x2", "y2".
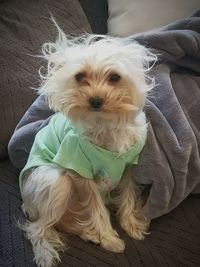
[
  {"x1": 120, "y1": 214, "x2": 150, "y2": 240},
  {"x1": 33, "y1": 238, "x2": 61, "y2": 267},
  {"x1": 100, "y1": 229, "x2": 125, "y2": 253},
  {"x1": 34, "y1": 252, "x2": 55, "y2": 267},
  {"x1": 81, "y1": 228, "x2": 125, "y2": 253},
  {"x1": 101, "y1": 235, "x2": 125, "y2": 253}
]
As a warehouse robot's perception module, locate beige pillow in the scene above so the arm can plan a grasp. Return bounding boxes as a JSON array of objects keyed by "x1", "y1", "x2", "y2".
[{"x1": 108, "y1": 0, "x2": 200, "y2": 36}]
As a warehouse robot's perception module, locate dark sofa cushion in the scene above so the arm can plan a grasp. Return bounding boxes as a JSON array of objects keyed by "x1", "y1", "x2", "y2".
[
  {"x1": 0, "y1": 0, "x2": 91, "y2": 160},
  {"x1": 78, "y1": 0, "x2": 108, "y2": 34},
  {"x1": 1, "y1": 160, "x2": 200, "y2": 266}
]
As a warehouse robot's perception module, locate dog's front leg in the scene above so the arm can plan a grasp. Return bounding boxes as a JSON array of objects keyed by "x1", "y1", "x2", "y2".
[
  {"x1": 72, "y1": 175, "x2": 125, "y2": 253},
  {"x1": 113, "y1": 168, "x2": 150, "y2": 240}
]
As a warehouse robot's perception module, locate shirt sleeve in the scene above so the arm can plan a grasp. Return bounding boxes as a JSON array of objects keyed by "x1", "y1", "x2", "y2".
[
  {"x1": 53, "y1": 132, "x2": 94, "y2": 179},
  {"x1": 19, "y1": 115, "x2": 60, "y2": 191}
]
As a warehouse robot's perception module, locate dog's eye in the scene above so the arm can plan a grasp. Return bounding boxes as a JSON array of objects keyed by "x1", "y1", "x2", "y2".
[
  {"x1": 109, "y1": 73, "x2": 121, "y2": 82},
  {"x1": 75, "y1": 72, "x2": 86, "y2": 82}
]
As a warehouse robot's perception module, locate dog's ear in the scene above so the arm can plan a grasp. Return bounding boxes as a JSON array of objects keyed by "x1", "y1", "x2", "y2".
[
  {"x1": 122, "y1": 40, "x2": 157, "y2": 71},
  {"x1": 120, "y1": 40, "x2": 157, "y2": 95}
]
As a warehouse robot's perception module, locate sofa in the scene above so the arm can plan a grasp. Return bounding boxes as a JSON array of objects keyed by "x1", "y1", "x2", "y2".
[{"x1": 0, "y1": 0, "x2": 200, "y2": 266}]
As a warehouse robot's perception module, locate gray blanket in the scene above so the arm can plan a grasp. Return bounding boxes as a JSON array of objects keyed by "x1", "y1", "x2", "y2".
[{"x1": 8, "y1": 10, "x2": 200, "y2": 219}]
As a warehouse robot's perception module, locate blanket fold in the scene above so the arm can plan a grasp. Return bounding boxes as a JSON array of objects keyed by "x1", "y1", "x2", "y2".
[{"x1": 8, "y1": 10, "x2": 200, "y2": 219}]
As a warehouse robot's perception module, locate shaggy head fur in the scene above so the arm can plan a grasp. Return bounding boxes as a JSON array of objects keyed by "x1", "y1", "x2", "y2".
[{"x1": 38, "y1": 22, "x2": 156, "y2": 153}]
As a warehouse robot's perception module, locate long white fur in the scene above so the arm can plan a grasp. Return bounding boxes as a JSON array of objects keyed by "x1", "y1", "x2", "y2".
[
  {"x1": 21, "y1": 19, "x2": 156, "y2": 267},
  {"x1": 21, "y1": 166, "x2": 73, "y2": 266}
]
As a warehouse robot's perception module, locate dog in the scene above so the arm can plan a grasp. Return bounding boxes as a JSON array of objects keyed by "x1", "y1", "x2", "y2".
[{"x1": 20, "y1": 21, "x2": 156, "y2": 267}]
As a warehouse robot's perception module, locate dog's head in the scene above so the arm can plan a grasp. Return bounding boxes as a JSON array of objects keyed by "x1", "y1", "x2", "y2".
[{"x1": 39, "y1": 24, "x2": 156, "y2": 128}]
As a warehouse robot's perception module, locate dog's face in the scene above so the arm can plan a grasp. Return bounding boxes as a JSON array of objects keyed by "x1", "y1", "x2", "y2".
[{"x1": 40, "y1": 36, "x2": 154, "y2": 127}]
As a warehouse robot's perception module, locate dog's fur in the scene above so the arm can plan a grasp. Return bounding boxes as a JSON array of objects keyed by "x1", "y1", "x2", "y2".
[{"x1": 21, "y1": 21, "x2": 156, "y2": 267}]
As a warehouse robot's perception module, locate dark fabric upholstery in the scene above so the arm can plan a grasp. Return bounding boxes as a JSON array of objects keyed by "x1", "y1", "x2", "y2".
[
  {"x1": 1, "y1": 160, "x2": 200, "y2": 266},
  {"x1": 78, "y1": 0, "x2": 108, "y2": 34}
]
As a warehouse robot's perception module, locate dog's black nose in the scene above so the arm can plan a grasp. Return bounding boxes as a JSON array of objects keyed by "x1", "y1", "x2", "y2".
[{"x1": 89, "y1": 96, "x2": 103, "y2": 110}]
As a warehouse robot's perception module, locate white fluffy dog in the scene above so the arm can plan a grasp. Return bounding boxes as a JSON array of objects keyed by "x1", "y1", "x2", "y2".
[{"x1": 20, "y1": 21, "x2": 156, "y2": 267}]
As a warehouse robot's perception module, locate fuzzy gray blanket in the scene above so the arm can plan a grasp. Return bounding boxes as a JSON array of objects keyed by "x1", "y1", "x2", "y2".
[{"x1": 8, "y1": 10, "x2": 200, "y2": 219}]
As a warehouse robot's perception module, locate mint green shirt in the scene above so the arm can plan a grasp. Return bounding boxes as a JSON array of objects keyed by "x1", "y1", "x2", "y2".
[{"x1": 20, "y1": 113, "x2": 146, "y2": 194}]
